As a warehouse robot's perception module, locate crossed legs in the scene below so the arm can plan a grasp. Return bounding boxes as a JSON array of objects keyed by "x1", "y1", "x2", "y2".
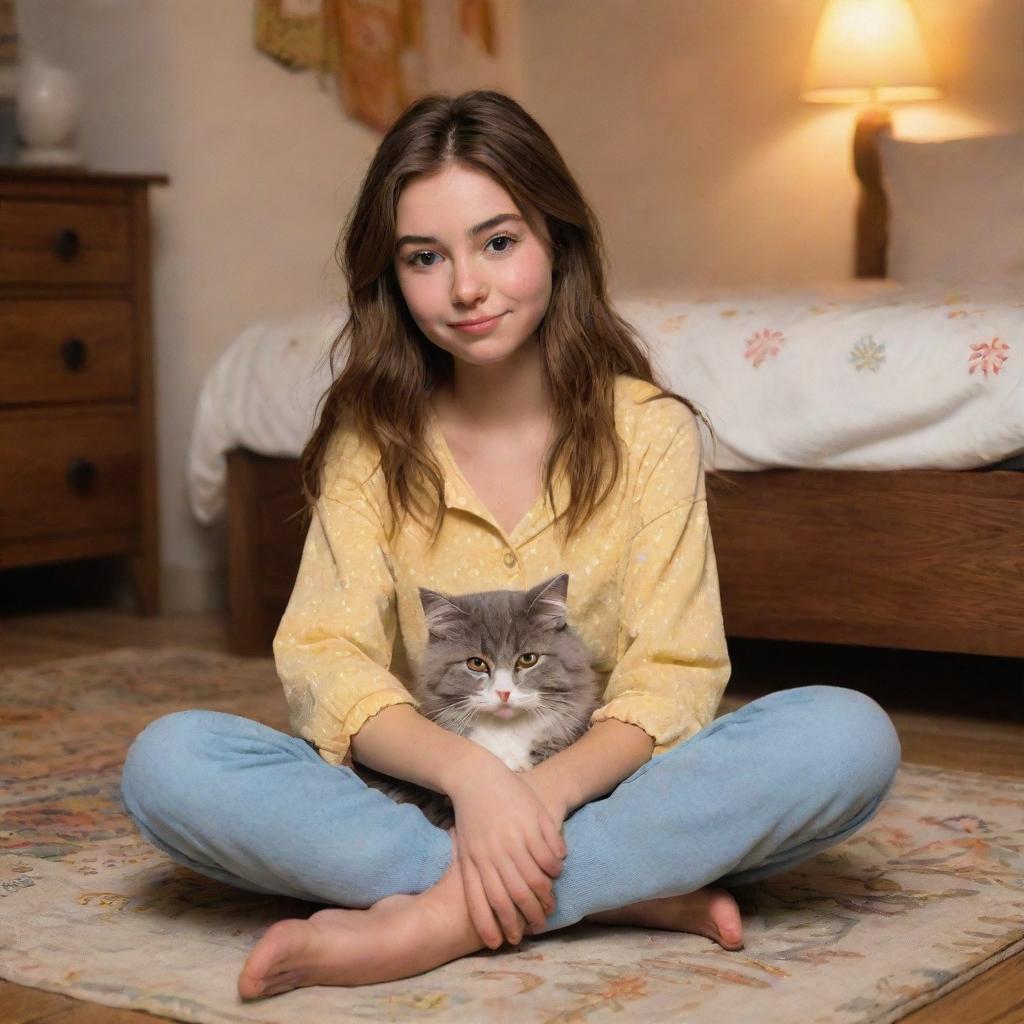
[{"x1": 120, "y1": 684, "x2": 901, "y2": 998}]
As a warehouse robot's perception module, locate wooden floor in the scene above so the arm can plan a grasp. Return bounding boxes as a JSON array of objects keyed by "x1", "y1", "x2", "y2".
[{"x1": 0, "y1": 594, "x2": 1021, "y2": 1023}]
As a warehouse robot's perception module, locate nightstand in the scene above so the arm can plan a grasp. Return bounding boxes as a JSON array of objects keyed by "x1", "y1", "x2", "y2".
[{"x1": 0, "y1": 168, "x2": 168, "y2": 613}]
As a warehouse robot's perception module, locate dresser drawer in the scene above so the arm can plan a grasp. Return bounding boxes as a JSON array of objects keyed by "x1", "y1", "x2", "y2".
[
  {"x1": 0, "y1": 198, "x2": 131, "y2": 286},
  {"x1": 0, "y1": 406, "x2": 140, "y2": 543},
  {"x1": 0, "y1": 299, "x2": 135, "y2": 405}
]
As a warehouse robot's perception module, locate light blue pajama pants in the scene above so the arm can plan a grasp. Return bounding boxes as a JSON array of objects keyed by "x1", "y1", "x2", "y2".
[{"x1": 119, "y1": 684, "x2": 901, "y2": 935}]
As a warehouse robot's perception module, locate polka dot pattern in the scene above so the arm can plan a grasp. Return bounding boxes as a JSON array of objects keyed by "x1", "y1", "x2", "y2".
[{"x1": 273, "y1": 374, "x2": 732, "y2": 766}]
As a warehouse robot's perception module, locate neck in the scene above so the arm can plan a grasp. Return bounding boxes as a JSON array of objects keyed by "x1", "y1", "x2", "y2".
[{"x1": 437, "y1": 335, "x2": 552, "y2": 431}]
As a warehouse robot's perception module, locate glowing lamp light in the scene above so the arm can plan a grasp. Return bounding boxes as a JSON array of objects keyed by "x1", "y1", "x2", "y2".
[{"x1": 802, "y1": 0, "x2": 941, "y2": 105}]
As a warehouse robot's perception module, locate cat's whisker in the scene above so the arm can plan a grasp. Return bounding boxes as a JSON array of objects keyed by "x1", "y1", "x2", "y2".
[
  {"x1": 436, "y1": 697, "x2": 480, "y2": 736},
  {"x1": 448, "y1": 696, "x2": 487, "y2": 737},
  {"x1": 529, "y1": 698, "x2": 587, "y2": 749}
]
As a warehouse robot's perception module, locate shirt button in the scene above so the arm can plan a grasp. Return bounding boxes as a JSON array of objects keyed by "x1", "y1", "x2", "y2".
[{"x1": 503, "y1": 551, "x2": 517, "y2": 568}]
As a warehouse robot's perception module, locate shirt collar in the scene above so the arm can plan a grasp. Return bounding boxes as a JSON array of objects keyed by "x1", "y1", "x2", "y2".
[{"x1": 425, "y1": 409, "x2": 570, "y2": 547}]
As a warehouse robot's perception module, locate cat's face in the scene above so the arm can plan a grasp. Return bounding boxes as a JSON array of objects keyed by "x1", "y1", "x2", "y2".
[{"x1": 416, "y1": 573, "x2": 591, "y2": 722}]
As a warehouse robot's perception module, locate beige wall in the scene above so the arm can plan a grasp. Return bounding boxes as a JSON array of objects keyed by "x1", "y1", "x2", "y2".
[
  {"x1": 14, "y1": 0, "x2": 1024, "y2": 612},
  {"x1": 523, "y1": 0, "x2": 1024, "y2": 291}
]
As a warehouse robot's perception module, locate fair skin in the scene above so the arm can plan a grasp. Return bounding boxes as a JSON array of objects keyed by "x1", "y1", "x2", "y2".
[{"x1": 237, "y1": 162, "x2": 742, "y2": 1000}]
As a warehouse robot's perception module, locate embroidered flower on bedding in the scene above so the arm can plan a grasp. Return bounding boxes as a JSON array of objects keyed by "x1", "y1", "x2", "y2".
[
  {"x1": 968, "y1": 337, "x2": 1010, "y2": 378},
  {"x1": 849, "y1": 335, "x2": 886, "y2": 373},
  {"x1": 744, "y1": 328, "x2": 785, "y2": 368}
]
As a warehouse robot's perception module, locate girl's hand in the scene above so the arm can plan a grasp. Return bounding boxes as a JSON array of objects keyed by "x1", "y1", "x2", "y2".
[
  {"x1": 517, "y1": 767, "x2": 571, "y2": 839},
  {"x1": 446, "y1": 756, "x2": 567, "y2": 949}
]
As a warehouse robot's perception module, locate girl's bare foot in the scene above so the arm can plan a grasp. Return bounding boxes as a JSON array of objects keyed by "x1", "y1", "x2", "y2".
[
  {"x1": 238, "y1": 854, "x2": 744, "y2": 999},
  {"x1": 237, "y1": 853, "x2": 486, "y2": 1000},
  {"x1": 583, "y1": 886, "x2": 745, "y2": 950}
]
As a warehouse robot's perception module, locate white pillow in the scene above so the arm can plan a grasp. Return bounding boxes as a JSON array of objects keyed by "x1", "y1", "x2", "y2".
[{"x1": 878, "y1": 133, "x2": 1024, "y2": 285}]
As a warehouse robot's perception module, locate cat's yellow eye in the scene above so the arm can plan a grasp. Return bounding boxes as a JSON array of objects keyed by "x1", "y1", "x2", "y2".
[
  {"x1": 517, "y1": 653, "x2": 539, "y2": 668},
  {"x1": 466, "y1": 657, "x2": 488, "y2": 672}
]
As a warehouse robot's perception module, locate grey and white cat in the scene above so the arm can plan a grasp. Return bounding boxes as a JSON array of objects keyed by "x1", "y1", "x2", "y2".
[{"x1": 351, "y1": 572, "x2": 604, "y2": 829}]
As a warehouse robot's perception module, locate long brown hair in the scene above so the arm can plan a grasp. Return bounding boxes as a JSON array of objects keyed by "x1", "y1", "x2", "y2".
[{"x1": 299, "y1": 89, "x2": 724, "y2": 548}]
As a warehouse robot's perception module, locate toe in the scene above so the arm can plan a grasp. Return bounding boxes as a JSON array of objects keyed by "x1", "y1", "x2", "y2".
[
  {"x1": 706, "y1": 888, "x2": 744, "y2": 950},
  {"x1": 261, "y1": 971, "x2": 301, "y2": 998},
  {"x1": 238, "y1": 919, "x2": 304, "y2": 1000},
  {"x1": 237, "y1": 974, "x2": 266, "y2": 1001}
]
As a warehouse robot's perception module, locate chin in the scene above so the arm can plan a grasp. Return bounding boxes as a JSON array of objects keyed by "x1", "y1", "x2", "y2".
[
  {"x1": 453, "y1": 338, "x2": 529, "y2": 361},
  {"x1": 459, "y1": 349, "x2": 518, "y2": 365}
]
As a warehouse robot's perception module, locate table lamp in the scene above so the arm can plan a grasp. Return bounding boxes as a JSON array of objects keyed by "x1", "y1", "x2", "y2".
[{"x1": 802, "y1": 0, "x2": 941, "y2": 275}]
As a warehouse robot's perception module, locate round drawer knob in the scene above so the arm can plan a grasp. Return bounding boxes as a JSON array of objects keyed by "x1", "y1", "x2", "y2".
[
  {"x1": 52, "y1": 227, "x2": 81, "y2": 261},
  {"x1": 66, "y1": 457, "x2": 97, "y2": 494},
  {"x1": 61, "y1": 337, "x2": 88, "y2": 371}
]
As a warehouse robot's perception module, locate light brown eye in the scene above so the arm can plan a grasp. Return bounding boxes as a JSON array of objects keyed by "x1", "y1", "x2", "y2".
[
  {"x1": 467, "y1": 657, "x2": 488, "y2": 672},
  {"x1": 517, "y1": 653, "x2": 539, "y2": 668}
]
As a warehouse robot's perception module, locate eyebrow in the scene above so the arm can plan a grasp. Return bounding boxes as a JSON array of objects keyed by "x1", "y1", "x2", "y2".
[{"x1": 395, "y1": 213, "x2": 523, "y2": 250}]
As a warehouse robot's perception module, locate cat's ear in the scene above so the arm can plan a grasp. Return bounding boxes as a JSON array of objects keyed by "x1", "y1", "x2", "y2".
[
  {"x1": 418, "y1": 586, "x2": 469, "y2": 639},
  {"x1": 524, "y1": 573, "x2": 569, "y2": 630}
]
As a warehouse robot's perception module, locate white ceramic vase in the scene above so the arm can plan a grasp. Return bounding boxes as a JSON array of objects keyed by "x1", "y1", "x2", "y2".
[{"x1": 16, "y1": 58, "x2": 83, "y2": 167}]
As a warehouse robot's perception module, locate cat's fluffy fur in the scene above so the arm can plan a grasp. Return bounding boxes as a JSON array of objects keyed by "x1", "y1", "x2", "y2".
[{"x1": 351, "y1": 573, "x2": 604, "y2": 829}]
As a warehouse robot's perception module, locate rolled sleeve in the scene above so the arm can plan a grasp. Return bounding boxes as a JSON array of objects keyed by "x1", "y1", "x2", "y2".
[{"x1": 273, "y1": 491, "x2": 418, "y2": 767}]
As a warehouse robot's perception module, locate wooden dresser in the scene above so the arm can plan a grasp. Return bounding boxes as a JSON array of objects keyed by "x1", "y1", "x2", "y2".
[{"x1": 0, "y1": 168, "x2": 168, "y2": 613}]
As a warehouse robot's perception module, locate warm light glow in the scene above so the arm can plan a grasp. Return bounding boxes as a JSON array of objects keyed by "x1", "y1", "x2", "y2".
[{"x1": 802, "y1": 0, "x2": 941, "y2": 104}]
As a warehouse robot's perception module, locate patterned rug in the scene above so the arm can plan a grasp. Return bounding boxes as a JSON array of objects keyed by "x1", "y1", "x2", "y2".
[{"x1": 1, "y1": 646, "x2": 1021, "y2": 1024}]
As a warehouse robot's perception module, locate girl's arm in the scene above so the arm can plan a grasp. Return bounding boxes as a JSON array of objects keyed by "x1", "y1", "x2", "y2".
[
  {"x1": 527, "y1": 408, "x2": 730, "y2": 812},
  {"x1": 274, "y1": 486, "x2": 423, "y2": 769},
  {"x1": 351, "y1": 701, "x2": 502, "y2": 795},
  {"x1": 524, "y1": 718, "x2": 654, "y2": 815}
]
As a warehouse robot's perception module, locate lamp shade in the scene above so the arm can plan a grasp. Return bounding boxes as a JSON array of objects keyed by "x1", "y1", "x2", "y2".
[{"x1": 803, "y1": 0, "x2": 940, "y2": 103}]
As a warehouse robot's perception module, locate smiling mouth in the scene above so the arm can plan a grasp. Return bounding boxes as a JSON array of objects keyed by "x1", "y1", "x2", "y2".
[
  {"x1": 452, "y1": 314, "x2": 500, "y2": 326},
  {"x1": 449, "y1": 312, "x2": 506, "y2": 329}
]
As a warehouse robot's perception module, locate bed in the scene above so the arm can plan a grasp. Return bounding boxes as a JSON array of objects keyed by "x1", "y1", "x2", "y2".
[{"x1": 189, "y1": 125, "x2": 1024, "y2": 659}]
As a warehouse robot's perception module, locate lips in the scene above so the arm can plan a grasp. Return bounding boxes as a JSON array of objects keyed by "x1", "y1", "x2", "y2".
[{"x1": 450, "y1": 313, "x2": 503, "y2": 327}]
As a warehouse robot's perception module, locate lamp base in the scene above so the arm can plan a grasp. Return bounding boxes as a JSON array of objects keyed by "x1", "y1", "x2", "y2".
[
  {"x1": 853, "y1": 107, "x2": 892, "y2": 278},
  {"x1": 853, "y1": 106, "x2": 892, "y2": 178}
]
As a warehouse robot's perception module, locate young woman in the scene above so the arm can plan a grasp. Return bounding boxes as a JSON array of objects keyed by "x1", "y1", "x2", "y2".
[{"x1": 120, "y1": 90, "x2": 902, "y2": 1000}]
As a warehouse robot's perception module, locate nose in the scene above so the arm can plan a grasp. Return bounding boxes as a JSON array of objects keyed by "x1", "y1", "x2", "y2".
[
  {"x1": 496, "y1": 691, "x2": 510, "y2": 703},
  {"x1": 450, "y1": 258, "x2": 487, "y2": 308}
]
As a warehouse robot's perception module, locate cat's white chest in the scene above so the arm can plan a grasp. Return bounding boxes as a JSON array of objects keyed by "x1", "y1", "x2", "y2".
[{"x1": 464, "y1": 716, "x2": 537, "y2": 773}]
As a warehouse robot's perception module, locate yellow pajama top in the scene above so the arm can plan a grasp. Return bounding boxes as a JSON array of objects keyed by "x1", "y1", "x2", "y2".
[{"x1": 274, "y1": 373, "x2": 732, "y2": 768}]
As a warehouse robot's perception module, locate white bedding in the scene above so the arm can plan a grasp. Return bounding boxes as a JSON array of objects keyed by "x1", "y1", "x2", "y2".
[
  {"x1": 186, "y1": 281, "x2": 1024, "y2": 525},
  {"x1": 187, "y1": 306, "x2": 348, "y2": 527}
]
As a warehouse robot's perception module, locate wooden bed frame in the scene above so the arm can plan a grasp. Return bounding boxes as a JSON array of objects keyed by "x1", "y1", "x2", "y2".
[{"x1": 224, "y1": 123, "x2": 1024, "y2": 660}]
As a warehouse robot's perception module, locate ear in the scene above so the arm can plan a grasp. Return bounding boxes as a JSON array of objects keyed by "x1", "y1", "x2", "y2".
[
  {"x1": 418, "y1": 586, "x2": 470, "y2": 639},
  {"x1": 524, "y1": 573, "x2": 569, "y2": 630}
]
